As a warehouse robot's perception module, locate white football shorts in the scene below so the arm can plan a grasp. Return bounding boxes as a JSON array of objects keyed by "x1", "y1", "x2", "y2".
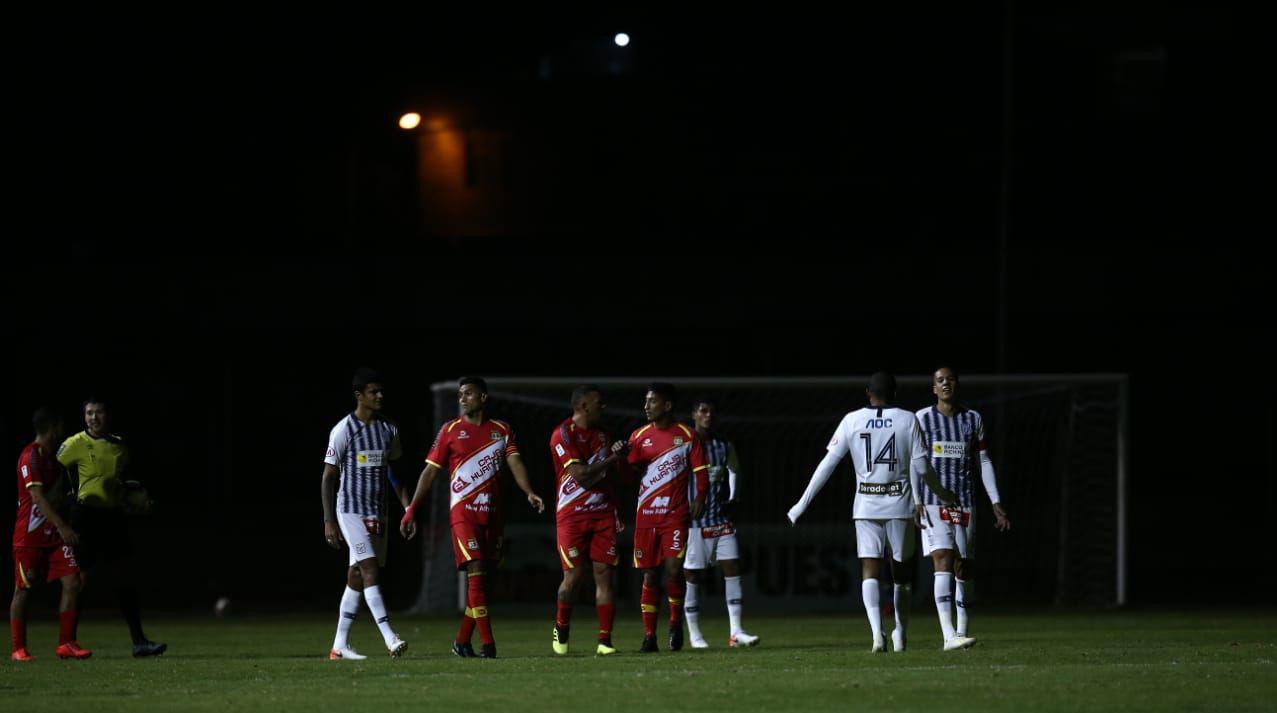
[
  {"x1": 855, "y1": 518, "x2": 915, "y2": 562},
  {"x1": 684, "y1": 525, "x2": 739, "y2": 569},
  {"x1": 920, "y1": 505, "x2": 975, "y2": 559},
  {"x1": 337, "y1": 512, "x2": 388, "y2": 567}
]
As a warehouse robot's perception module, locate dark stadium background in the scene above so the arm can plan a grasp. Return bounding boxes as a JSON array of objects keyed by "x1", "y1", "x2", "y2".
[{"x1": 4, "y1": 6, "x2": 1266, "y2": 614}]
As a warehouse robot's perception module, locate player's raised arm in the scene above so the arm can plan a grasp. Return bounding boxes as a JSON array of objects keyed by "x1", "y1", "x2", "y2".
[
  {"x1": 558, "y1": 433, "x2": 626, "y2": 490},
  {"x1": 507, "y1": 452, "x2": 545, "y2": 514},
  {"x1": 787, "y1": 417, "x2": 851, "y2": 524}
]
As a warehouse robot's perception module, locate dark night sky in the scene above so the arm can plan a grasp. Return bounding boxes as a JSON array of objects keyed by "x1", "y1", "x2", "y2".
[{"x1": 4, "y1": 5, "x2": 1269, "y2": 608}]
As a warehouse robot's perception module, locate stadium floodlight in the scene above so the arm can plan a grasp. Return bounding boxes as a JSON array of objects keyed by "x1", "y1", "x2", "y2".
[
  {"x1": 614, "y1": 32, "x2": 630, "y2": 47},
  {"x1": 398, "y1": 112, "x2": 422, "y2": 130}
]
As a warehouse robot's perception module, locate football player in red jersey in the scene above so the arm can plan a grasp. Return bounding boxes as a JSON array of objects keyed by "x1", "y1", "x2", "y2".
[
  {"x1": 549, "y1": 385, "x2": 630, "y2": 656},
  {"x1": 10, "y1": 408, "x2": 91, "y2": 661},
  {"x1": 625, "y1": 383, "x2": 708, "y2": 652},
  {"x1": 401, "y1": 377, "x2": 545, "y2": 658}
]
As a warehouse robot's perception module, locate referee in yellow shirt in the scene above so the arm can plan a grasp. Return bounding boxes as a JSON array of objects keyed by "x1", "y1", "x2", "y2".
[{"x1": 57, "y1": 398, "x2": 166, "y2": 657}]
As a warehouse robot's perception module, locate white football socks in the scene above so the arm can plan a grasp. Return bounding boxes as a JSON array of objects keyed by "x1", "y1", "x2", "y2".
[
  {"x1": 934, "y1": 572, "x2": 955, "y2": 641},
  {"x1": 955, "y1": 578, "x2": 971, "y2": 636},
  {"x1": 862, "y1": 579, "x2": 882, "y2": 640},
  {"x1": 363, "y1": 585, "x2": 397, "y2": 647},
  {"x1": 332, "y1": 586, "x2": 361, "y2": 650},
  {"x1": 725, "y1": 575, "x2": 744, "y2": 635},
  {"x1": 893, "y1": 583, "x2": 911, "y2": 634},
  {"x1": 685, "y1": 581, "x2": 704, "y2": 641}
]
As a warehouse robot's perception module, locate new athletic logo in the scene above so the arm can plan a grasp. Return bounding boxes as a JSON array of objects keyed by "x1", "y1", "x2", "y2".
[{"x1": 651, "y1": 496, "x2": 671, "y2": 508}]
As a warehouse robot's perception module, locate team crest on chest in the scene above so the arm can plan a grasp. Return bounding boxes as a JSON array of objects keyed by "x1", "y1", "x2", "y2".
[
  {"x1": 673, "y1": 437, "x2": 684, "y2": 446},
  {"x1": 490, "y1": 431, "x2": 502, "y2": 441},
  {"x1": 458, "y1": 430, "x2": 470, "y2": 439}
]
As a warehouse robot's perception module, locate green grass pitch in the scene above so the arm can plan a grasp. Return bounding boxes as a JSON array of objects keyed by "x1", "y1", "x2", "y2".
[{"x1": 5, "y1": 610, "x2": 1275, "y2": 711}]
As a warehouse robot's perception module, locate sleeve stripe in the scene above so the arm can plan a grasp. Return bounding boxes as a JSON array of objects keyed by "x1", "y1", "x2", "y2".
[{"x1": 425, "y1": 459, "x2": 444, "y2": 468}]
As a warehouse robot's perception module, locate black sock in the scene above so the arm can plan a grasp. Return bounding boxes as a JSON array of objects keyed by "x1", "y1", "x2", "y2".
[{"x1": 118, "y1": 587, "x2": 146, "y2": 644}]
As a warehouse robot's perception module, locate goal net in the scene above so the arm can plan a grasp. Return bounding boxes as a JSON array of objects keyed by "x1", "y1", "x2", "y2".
[{"x1": 408, "y1": 375, "x2": 1127, "y2": 612}]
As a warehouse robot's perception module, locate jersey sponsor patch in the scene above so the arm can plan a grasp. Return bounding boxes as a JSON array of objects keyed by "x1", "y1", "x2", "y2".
[
  {"x1": 700, "y1": 523, "x2": 735, "y2": 538},
  {"x1": 356, "y1": 450, "x2": 385, "y2": 467},
  {"x1": 857, "y1": 480, "x2": 906, "y2": 496},
  {"x1": 555, "y1": 443, "x2": 566, "y2": 457},
  {"x1": 940, "y1": 506, "x2": 971, "y2": 526},
  {"x1": 931, "y1": 441, "x2": 967, "y2": 458}
]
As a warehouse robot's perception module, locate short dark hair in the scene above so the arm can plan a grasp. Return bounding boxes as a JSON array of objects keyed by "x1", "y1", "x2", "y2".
[
  {"x1": 867, "y1": 371, "x2": 897, "y2": 401},
  {"x1": 352, "y1": 368, "x2": 383, "y2": 392},
  {"x1": 571, "y1": 384, "x2": 602, "y2": 408},
  {"x1": 934, "y1": 365, "x2": 960, "y2": 379},
  {"x1": 690, "y1": 394, "x2": 715, "y2": 411},
  {"x1": 647, "y1": 382, "x2": 678, "y2": 405},
  {"x1": 32, "y1": 407, "x2": 61, "y2": 435},
  {"x1": 459, "y1": 376, "x2": 489, "y2": 394},
  {"x1": 82, "y1": 397, "x2": 108, "y2": 412}
]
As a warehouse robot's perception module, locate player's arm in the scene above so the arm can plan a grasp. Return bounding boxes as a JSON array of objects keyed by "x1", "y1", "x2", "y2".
[
  {"x1": 787, "y1": 419, "x2": 850, "y2": 525},
  {"x1": 972, "y1": 416, "x2": 1009, "y2": 530},
  {"x1": 506, "y1": 453, "x2": 545, "y2": 514},
  {"x1": 912, "y1": 454, "x2": 956, "y2": 507},
  {"x1": 400, "y1": 462, "x2": 441, "y2": 539},
  {"x1": 27, "y1": 483, "x2": 79, "y2": 547},
  {"x1": 386, "y1": 466, "x2": 411, "y2": 509},
  {"x1": 979, "y1": 449, "x2": 1010, "y2": 531},
  {"x1": 321, "y1": 463, "x2": 342, "y2": 549},
  {"x1": 566, "y1": 453, "x2": 623, "y2": 490},
  {"x1": 322, "y1": 425, "x2": 350, "y2": 549},
  {"x1": 726, "y1": 441, "x2": 741, "y2": 503},
  {"x1": 689, "y1": 432, "x2": 709, "y2": 520}
]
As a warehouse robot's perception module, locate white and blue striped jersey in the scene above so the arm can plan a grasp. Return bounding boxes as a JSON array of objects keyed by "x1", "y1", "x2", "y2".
[
  {"x1": 691, "y1": 433, "x2": 738, "y2": 528},
  {"x1": 915, "y1": 406, "x2": 986, "y2": 508},
  {"x1": 324, "y1": 412, "x2": 403, "y2": 517}
]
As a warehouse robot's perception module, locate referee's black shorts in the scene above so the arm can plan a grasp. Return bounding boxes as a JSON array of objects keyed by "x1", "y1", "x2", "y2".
[{"x1": 69, "y1": 503, "x2": 133, "y2": 569}]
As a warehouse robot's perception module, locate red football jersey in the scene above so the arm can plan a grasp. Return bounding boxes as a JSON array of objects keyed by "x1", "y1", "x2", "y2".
[
  {"x1": 14, "y1": 441, "x2": 65, "y2": 549},
  {"x1": 550, "y1": 418, "x2": 617, "y2": 523},
  {"x1": 626, "y1": 421, "x2": 708, "y2": 529},
  {"x1": 426, "y1": 417, "x2": 519, "y2": 526}
]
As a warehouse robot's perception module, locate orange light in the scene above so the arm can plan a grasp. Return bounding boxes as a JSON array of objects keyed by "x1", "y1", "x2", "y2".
[{"x1": 398, "y1": 112, "x2": 422, "y2": 130}]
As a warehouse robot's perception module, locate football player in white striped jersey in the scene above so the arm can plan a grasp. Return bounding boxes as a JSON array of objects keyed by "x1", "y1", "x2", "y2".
[
  {"x1": 321, "y1": 368, "x2": 409, "y2": 660},
  {"x1": 916, "y1": 366, "x2": 1010, "y2": 646},
  {"x1": 683, "y1": 397, "x2": 759, "y2": 649}
]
